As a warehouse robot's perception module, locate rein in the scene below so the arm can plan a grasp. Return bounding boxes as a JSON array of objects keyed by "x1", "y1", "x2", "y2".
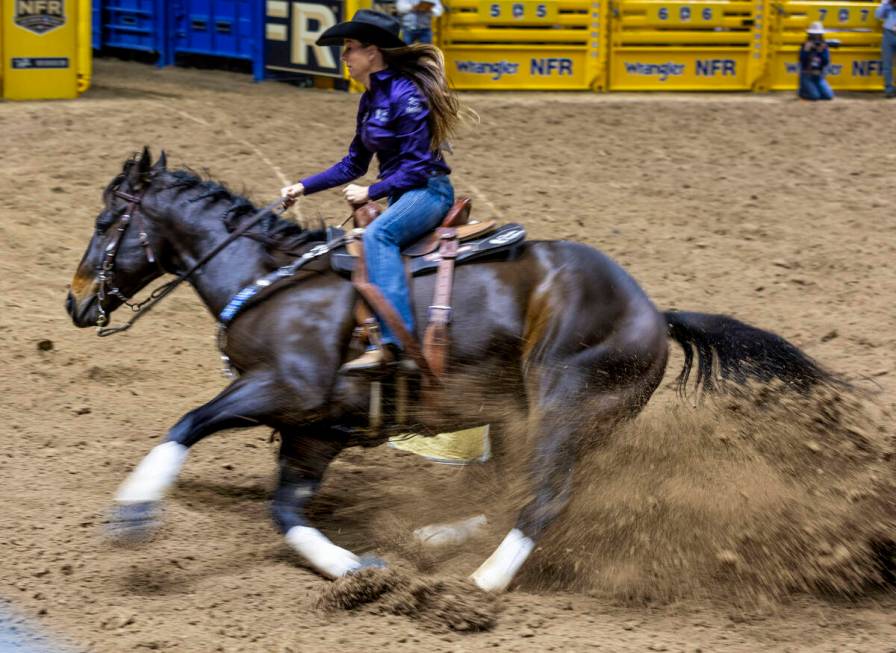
[{"x1": 96, "y1": 192, "x2": 288, "y2": 337}]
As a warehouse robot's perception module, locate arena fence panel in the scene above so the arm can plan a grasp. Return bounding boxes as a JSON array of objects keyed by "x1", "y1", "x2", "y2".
[
  {"x1": 438, "y1": 0, "x2": 609, "y2": 90},
  {"x1": 78, "y1": 0, "x2": 92, "y2": 92},
  {"x1": 608, "y1": 0, "x2": 771, "y2": 90},
  {"x1": 1, "y1": 0, "x2": 92, "y2": 99},
  {"x1": 92, "y1": 0, "x2": 102, "y2": 49},
  {"x1": 765, "y1": 0, "x2": 883, "y2": 91},
  {"x1": 56, "y1": 0, "x2": 896, "y2": 93}
]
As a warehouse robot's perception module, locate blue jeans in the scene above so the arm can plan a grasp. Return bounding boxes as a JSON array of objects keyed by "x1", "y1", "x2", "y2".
[
  {"x1": 404, "y1": 28, "x2": 433, "y2": 44},
  {"x1": 883, "y1": 29, "x2": 896, "y2": 93},
  {"x1": 799, "y1": 73, "x2": 834, "y2": 100},
  {"x1": 363, "y1": 174, "x2": 454, "y2": 348}
]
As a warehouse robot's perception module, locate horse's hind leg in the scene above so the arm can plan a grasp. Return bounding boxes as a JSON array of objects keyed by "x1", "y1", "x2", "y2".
[
  {"x1": 272, "y1": 429, "x2": 369, "y2": 579},
  {"x1": 109, "y1": 372, "x2": 278, "y2": 540},
  {"x1": 471, "y1": 328, "x2": 667, "y2": 592}
]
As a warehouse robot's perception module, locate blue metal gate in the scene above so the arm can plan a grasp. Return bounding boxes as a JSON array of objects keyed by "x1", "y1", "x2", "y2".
[
  {"x1": 169, "y1": 0, "x2": 264, "y2": 79},
  {"x1": 92, "y1": 1, "x2": 268, "y2": 80},
  {"x1": 96, "y1": 0, "x2": 171, "y2": 65},
  {"x1": 93, "y1": 1, "x2": 101, "y2": 50}
]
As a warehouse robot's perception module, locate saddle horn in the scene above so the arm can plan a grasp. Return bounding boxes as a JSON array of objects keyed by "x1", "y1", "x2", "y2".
[{"x1": 350, "y1": 201, "x2": 382, "y2": 229}]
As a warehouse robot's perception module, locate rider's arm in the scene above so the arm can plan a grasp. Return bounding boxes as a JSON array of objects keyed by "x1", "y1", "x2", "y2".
[
  {"x1": 300, "y1": 95, "x2": 374, "y2": 195},
  {"x1": 876, "y1": 0, "x2": 892, "y2": 21},
  {"x1": 367, "y1": 82, "x2": 435, "y2": 201}
]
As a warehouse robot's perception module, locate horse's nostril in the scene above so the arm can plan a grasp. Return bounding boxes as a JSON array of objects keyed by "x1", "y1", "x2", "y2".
[{"x1": 65, "y1": 292, "x2": 74, "y2": 314}]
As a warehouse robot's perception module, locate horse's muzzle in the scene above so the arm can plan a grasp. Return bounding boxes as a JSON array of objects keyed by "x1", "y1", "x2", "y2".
[{"x1": 66, "y1": 290, "x2": 98, "y2": 328}]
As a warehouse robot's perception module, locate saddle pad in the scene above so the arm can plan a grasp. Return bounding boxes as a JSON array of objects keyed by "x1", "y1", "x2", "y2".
[{"x1": 331, "y1": 223, "x2": 527, "y2": 277}]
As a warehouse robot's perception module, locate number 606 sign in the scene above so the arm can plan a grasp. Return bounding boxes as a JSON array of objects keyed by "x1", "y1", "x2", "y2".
[{"x1": 649, "y1": 4, "x2": 725, "y2": 24}]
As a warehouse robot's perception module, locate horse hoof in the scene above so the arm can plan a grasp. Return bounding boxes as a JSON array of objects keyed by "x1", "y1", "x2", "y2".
[
  {"x1": 355, "y1": 554, "x2": 388, "y2": 571},
  {"x1": 106, "y1": 502, "x2": 160, "y2": 545}
]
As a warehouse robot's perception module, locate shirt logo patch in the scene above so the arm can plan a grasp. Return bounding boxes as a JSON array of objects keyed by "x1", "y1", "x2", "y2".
[{"x1": 405, "y1": 96, "x2": 423, "y2": 114}]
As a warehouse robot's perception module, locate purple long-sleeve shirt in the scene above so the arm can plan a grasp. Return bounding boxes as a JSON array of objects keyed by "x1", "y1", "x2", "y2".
[{"x1": 300, "y1": 68, "x2": 450, "y2": 201}]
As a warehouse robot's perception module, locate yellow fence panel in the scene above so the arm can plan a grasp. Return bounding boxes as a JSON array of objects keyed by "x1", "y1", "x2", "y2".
[
  {"x1": 1, "y1": 0, "x2": 91, "y2": 100},
  {"x1": 609, "y1": 0, "x2": 770, "y2": 90},
  {"x1": 766, "y1": 1, "x2": 882, "y2": 91},
  {"x1": 439, "y1": 0, "x2": 608, "y2": 90},
  {"x1": 77, "y1": 0, "x2": 91, "y2": 93}
]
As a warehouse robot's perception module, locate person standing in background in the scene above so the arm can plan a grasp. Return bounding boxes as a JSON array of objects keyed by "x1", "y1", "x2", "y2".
[
  {"x1": 396, "y1": 0, "x2": 444, "y2": 44},
  {"x1": 876, "y1": 0, "x2": 896, "y2": 97}
]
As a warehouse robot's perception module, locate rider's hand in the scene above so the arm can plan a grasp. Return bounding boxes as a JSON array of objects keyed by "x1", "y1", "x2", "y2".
[
  {"x1": 343, "y1": 184, "x2": 369, "y2": 204},
  {"x1": 280, "y1": 182, "x2": 304, "y2": 208}
]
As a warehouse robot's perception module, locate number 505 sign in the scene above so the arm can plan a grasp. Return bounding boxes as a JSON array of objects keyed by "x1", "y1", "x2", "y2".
[{"x1": 479, "y1": 1, "x2": 559, "y2": 22}]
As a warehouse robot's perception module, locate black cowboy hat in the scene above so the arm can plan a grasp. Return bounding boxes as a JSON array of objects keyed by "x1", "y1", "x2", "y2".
[{"x1": 316, "y1": 9, "x2": 406, "y2": 49}]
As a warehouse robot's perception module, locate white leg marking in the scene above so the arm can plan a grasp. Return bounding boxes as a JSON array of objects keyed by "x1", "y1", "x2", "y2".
[
  {"x1": 470, "y1": 528, "x2": 535, "y2": 593},
  {"x1": 285, "y1": 526, "x2": 362, "y2": 579},
  {"x1": 115, "y1": 442, "x2": 189, "y2": 504},
  {"x1": 414, "y1": 514, "x2": 488, "y2": 548}
]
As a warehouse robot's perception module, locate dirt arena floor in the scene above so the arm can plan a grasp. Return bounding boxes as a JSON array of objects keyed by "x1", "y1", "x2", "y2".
[{"x1": 1, "y1": 59, "x2": 895, "y2": 652}]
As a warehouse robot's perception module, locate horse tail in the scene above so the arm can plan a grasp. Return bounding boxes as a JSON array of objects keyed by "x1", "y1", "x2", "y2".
[{"x1": 663, "y1": 310, "x2": 841, "y2": 396}]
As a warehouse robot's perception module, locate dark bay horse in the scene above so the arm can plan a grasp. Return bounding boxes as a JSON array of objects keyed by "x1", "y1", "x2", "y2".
[{"x1": 66, "y1": 149, "x2": 835, "y2": 592}]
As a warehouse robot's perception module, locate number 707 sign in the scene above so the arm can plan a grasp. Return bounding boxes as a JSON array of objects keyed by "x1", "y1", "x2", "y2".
[{"x1": 815, "y1": 6, "x2": 873, "y2": 25}]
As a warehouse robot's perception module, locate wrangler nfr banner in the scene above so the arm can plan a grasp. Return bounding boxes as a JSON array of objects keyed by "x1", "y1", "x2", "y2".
[
  {"x1": 440, "y1": 0, "x2": 608, "y2": 90},
  {"x1": 766, "y1": 1, "x2": 883, "y2": 91},
  {"x1": 608, "y1": 0, "x2": 770, "y2": 90}
]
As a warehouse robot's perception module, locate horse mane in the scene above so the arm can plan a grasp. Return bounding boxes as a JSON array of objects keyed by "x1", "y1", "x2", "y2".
[{"x1": 157, "y1": 167, "x2": 328, "y2": 262}]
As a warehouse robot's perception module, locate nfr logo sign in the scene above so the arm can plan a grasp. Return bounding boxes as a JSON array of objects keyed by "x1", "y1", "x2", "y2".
[
  {"x1": 265, "y1": 0, "x2": 343, "y2": 77},
  {"x1": 696, "y1": 59, "x2": 736, "y2": 76},
  {"x1": 853, "y1": 60, "x2": 883, "y2": 77},
  {"x1": 531, "y1": 58, "x2": 573, "y2": 76},
  {"x1": 15, "y1": 0, "x2": 66, "y2": 35}
]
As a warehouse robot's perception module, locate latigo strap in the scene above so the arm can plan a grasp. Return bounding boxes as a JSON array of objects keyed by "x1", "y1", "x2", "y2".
[{"x1": 422, "y1": 228, "x2": 459, "y2": 377}]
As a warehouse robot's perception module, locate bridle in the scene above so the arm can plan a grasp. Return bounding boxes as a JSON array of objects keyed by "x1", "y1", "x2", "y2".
[
  {"x1": 95, "y1": 187, "x2": 162, "y2": 331},
  {"x1": 93, "y1": 181, "x2": 287, "y2": 337}
]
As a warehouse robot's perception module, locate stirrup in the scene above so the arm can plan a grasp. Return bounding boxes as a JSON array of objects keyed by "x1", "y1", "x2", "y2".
[{"x1": 339, "y1": 347, "x2": 393, "y2": 375}]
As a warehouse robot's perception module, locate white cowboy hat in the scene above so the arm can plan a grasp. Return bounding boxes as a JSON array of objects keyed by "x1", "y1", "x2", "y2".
[{"x1": 806, "y1": 22, "x2": 825, "y2": 35}]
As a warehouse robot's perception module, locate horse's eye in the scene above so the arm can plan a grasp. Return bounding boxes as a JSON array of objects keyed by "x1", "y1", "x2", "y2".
[{"x1": 95, "y1": 209, "x2": 118, "y2": 234}]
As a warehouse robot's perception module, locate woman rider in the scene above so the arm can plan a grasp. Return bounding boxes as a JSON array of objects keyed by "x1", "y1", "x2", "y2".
[{"x1": 280, "y1": 9, "x2": 470, "y2": 373}]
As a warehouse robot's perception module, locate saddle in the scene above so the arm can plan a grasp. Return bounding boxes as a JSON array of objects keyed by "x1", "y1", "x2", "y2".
[
  {"x1": 337, "y1": 197, "x2": 526, "y2": 381},
  {"x1": 347, "y1": 197, "x2": 494, "y2": 258}
]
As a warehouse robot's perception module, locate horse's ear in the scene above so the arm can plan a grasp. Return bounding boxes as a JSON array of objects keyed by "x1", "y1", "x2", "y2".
[
  {"x1": 138, "y1": 146, "x2": 152, "y2": 171},
  {"x1": 127, "y1": 147, "x2": 153, "y2": 186},
  {"x1": 151, "y1": 150, "x2": 167, "y2": 174}
]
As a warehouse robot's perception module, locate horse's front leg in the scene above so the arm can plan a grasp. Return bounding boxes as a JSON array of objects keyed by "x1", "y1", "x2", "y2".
[
  {"x1": 272, "y1": 430, "x2": 376, "y2": 579},
  {"x1": 109, "y1": 372, "x2": 278, "y2": 540}
]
